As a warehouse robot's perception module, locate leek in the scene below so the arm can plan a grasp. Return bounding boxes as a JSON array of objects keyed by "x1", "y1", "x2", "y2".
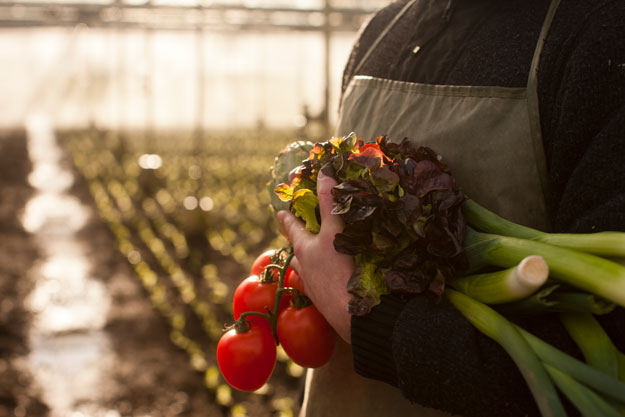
[
  {"x1": 560, "y1": 313, "x2": 619, "y2": 377},
  {"x1": 544, "y1": 364, "x2": 623, "y2": 417},
  {"x1": 548, "y1": 293, "x2": 615, "y2": 315},
  {"x1": 463, "y1": 199, "x2": 625, "y2": 258},
  {"x1": 464, "y1": 228, "x2": 625, "y2": 309},
  {"x1": 497, "y1": 287, "x2": 616, "y2": 316},
  {"x1": 451, "y1": 256, "x2": 548, "y2": 304},
  {"x1": 495, "y1": 284, "x2": 560, "y2": 315},
  {"x1": 447, "y1": 289, "x2": 625, "y2": 417},
  {"x1": 516, "y1": 327, "x2": 625, "y2": 403},
  {"x1": 446, "y1": 289, "x2": 567, "y2": 417}
]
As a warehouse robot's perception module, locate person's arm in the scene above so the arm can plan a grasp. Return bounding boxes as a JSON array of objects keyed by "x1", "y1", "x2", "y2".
[
  {"x1": 278, "y1": 174, "x2": 562, "y2": 417},
  {"x1": 353, "y1": 293, "x2": 588, "y2": 417}
]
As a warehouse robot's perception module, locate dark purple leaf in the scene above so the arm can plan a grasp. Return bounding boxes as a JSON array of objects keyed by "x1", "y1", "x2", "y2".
[
  {"x1": 371, "y1": 165, "x2": 400, "y2": 193},
  {"x1": 272, "y1": 134, "x2": 468, "y2": 314}
]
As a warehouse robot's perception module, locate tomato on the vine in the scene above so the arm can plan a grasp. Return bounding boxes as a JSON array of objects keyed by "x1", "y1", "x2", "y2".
[
  {"x1": 233, "y1": 275, "x2": 289, "y2": 328},
  {"x1": 250, "y1": 249, "x2": 292, "y2": 281},
  {"x1": 217, "y1": 323, "x2": 277, "y2": 392},
  {"x1": 277, "y1": 304, "x2": 336, "y2": 368},
  {"x1": 285, "y1": 269, "x2": 305, "y2": 296}
]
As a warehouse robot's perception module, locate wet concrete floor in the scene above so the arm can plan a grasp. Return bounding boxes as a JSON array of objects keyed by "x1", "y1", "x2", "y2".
[
  {"x1": 23, "y1": 116, "x2": 117, "y2": 417},
  {"x1": 1, "y1": 125, "x2": 222, "y2": 416}
]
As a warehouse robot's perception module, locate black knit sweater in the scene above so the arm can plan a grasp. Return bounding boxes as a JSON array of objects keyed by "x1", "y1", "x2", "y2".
[{"x1": 345, "y1": 1, "x2": 625, "y2": 416}]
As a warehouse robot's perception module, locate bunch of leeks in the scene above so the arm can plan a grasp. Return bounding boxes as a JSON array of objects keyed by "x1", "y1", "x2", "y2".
[{"x1": 449, "y1": 199, "x2": 625, "y2": 417}]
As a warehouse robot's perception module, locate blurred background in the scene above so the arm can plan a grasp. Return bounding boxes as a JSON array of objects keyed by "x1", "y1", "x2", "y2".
[{"x1": 0, "y1": 1, "x2": 388, "y2": 416}]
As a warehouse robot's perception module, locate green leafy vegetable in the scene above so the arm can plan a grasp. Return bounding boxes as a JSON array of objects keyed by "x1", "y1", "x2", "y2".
[
  {"x1": 292, "y1": 189, "x2": 320, "y2": 233},
  {"x1": 346, "y1": 255, "x2": 390, "y2": 316},
  {"x1": 272, "y1": 134, "x2": 468, "y2": 315},
  {"x1": 267, "y1": 140, "x2": 314, "y2": 213}
]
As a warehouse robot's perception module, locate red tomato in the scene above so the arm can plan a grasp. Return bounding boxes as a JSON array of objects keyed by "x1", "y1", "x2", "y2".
[
  {"x1": 251, "y1": 250, "x2": 279, "y2": 280},
  {"x1": 284, "y1": 269, "x2": 305, "y2": 302},
  {"x1": 233, "y1": 275, "x2": 289, "y2": 328},
  {"x1": 276, "y1": 305, "x2": 336, "y2": 368},
  {"x1": 250, "y1": 249, "x2": 293, "y2": 282},
  {"x1": 217, "y1": 323, "x2": 277, "y2": 392}
]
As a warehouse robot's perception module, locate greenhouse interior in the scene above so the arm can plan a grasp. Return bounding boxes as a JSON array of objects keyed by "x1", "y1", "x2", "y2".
[{"x1": 0, "y1": 1, "x2": 389, "y2": 416}]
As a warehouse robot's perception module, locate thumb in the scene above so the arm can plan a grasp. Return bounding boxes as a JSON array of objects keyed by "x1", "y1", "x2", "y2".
[
  {"x1": 317, "y1": 171, "x2": 344, "y2": 236},
  {"x1": 277, "y1": 210, "x2": 309, "y2": 245}
]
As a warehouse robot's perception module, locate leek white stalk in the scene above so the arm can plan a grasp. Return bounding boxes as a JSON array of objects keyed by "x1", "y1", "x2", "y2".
[
  {"x1": 462, "y1": 199, "x2": 625, "y2": 258},
  {"x1": 446, "y1": 289, "x2": 566, "y2": 417},
  {"x1": 464, "y1": 228, "x2": 625, "y2": 309},
  {"x1": 451, "y1": 256, "x2": 548, "y2": 304}
]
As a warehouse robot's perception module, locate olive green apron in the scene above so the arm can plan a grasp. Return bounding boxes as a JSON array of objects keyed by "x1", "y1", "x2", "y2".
[{"x1": 299, "y1": 0, "x2": 560, "y2": 416}]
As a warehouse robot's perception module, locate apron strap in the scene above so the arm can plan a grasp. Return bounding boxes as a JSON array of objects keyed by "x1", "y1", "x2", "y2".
[
  {"x1": 352, "y1": 0, "x2": 419, "y2": 75},
  {"x1": 350, "y1": 0, "x2": 561, "y2": 230},
  {"x1": 526, "y1": 0, "x2": 561, "y2": 231}
]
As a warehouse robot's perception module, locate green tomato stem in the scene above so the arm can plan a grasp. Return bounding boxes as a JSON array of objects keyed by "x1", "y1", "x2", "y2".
[
  {"x1": 279, "y1": 287, "x2": 300, "y2": 295},
  {"x1": 260, "y1": 263, "x2": 283, "y2": 283},
  {"x1": 267, "y1": 248, "x2": 295, "y2": 343},
  {"x1": 235, "y1": 312, "x2": 271, "y2": 332},
  {"x1": 284, "y1": 289, "x2": 311, "y2": 309},
  {"x1": 235, "y1": 247, "x2": 296, "y2": 345}
]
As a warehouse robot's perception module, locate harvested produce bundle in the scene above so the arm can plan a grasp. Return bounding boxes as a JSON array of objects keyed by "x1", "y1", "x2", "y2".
[
  {"x1": 271, "y1": 134, "x2": 468, "y2": 315},
  {"x1": 268, "y1": 133, "x2": 625, "y2": 417},
  {"x1": 217, "y1": 248, "x2": 336, "y2": 392}
]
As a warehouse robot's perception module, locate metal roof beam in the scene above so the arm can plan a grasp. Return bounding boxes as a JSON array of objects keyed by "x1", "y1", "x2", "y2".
[{"x1": 0, "y1": 2, "x2": 378, "y2": 31}]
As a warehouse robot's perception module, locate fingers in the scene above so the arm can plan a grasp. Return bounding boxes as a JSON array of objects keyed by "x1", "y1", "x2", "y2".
[
  {"x1": 317, "y1": 172, "x2": 344, "y2": 236},
  {"x1": 276, "y1": 211, "x2": 288, "y2": 238},
  {"x1": 277, "y1": 171, "x2": 344, "y2": 254},
  {"x1": 277, "y1": 210, "x2": 307, "y2": 245},
  {"x1": 289, "y1": 256, "x2": 301, "y2": 275}
]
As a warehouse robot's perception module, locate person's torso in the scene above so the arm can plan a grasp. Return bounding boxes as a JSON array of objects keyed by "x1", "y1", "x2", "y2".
[{"x1": 300, "y1": 0, "x2": 560, "y2": 416}]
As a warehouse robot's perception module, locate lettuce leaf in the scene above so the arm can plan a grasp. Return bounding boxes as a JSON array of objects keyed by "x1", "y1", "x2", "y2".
[
  {"x1": 267, "y1": 140, "x2": 314, "y2": 213},
  {"x1": 292, "y1": 189, "x2": 320, "y2": 233},
  {"x1": 269, "y1": 134, "x2": 468, "y2": 315},
  {"x1": 347, "y1": 256, "x2": 390, "y2": 316}
]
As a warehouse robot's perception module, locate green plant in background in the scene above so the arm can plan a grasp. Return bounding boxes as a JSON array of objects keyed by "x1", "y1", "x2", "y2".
[{"x1": 61, "y1": 128, "x2": 303, "y2": 417}]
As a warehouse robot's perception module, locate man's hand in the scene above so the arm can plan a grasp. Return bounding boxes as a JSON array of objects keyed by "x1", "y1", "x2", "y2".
[{"x1": 277, "y1": 172, "x2": 354, "y2": 344}]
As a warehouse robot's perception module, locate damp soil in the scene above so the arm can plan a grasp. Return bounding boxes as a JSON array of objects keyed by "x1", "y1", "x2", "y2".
[
  {"x1": 0, "y1": 129, "x2": 48, "y2": 417},
  {"x1": 0, "y1": 129, "x2": 301, "y2": 417}
]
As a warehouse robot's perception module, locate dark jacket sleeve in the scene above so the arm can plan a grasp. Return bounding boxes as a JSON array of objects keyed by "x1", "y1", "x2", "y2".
[
  {"x1": 353, "y1": 294, "x2": 543, "y2": 417},
  {"x1": 352, "y1": 293, "x2": 601, "y2": 417},
  {"x1": 538, "y1": 0, "x2": 625, "y2": 236},
  {"x1": 349, "y1": 2, "x2": 625, "y2": 416}
]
